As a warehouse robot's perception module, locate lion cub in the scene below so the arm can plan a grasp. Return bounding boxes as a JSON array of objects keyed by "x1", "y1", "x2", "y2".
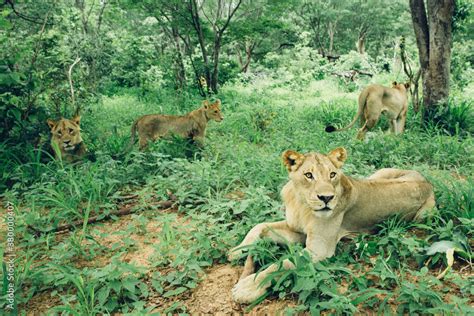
[
  {"x1": 130, "y1": 99, "x2": 223, "y2": 150},
  {"x1": 228, "y1": 147, "x2": 435, "y2": 304},
  {"x1": 47, "y1": 116, "x2": 88, "y2": 163},
  {"x1": 326, "y1": 82, "x2": 410, "y2": 139}
]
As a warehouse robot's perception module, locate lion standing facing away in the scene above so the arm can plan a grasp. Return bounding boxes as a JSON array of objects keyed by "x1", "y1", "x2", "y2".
[
  {"x1": 130, "y1": 99, "x2": 223, "y2": 150},
  {"x1": 47, "y1": 116, "x2": 88, "y2": 163},
  {"x1": 326, "y1": 82, "x2": 410, "y2": 140},
  {"x1": 228, "y1": 147, "x2": 435, "y2": 304}
]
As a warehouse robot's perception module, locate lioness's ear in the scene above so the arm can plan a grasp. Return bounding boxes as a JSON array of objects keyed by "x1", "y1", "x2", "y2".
[
  {"x1": 214, "y1": 99, "x2": 221, "y2": 107},
  {"x1": 282, "y1": 150, "x2": 305, "y2": 172},
  {"x1": 327, "y1": 147, "x2": 347, "y2": 168},
  {"x1": 202, "y1": 100, "x2": 210, "y2": 109},
  {"x1": 72, "y1": 115, "x2": 81, "y2": 125},
  {"x1": 47, "y1": 119, "x2": 56, "y2": 130},
  {"x1": 392, "y1": 81, "x2": 397, "y2": 86},
  {"x1": 404, "y1": 82, "x2": 411, "y2": 89}
]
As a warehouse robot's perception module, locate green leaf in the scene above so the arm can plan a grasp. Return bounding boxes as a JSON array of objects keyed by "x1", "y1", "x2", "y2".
[
  {"x1": 110, "y1": 280, "x2": 122, "y2": 294},
  {"x1": 163, "y1": 286, "x2": 188, "y2": 298},
  {"x1": 425, "y1": 240, "x2": 463, "y2": 256},
  {"x1": 350, "y1": 289, "x2": 385, "y2": 305},
  {"x1": 234, "y1": 199, "x2": 250, "y2": 215},
  {"x1": 122, "y1": 278, "x2": 138, "y2": 293},
  {"x1": 97, "y1": 286, "x2": 110, "y2": 306}
]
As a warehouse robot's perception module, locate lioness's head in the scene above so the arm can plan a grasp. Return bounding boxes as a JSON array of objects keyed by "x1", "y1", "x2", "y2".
[
  {"x1": 392, "y1": 81, "x2": 410, "y2": 92},
  {"x1": 47, "y1": 116, "x2": 83, "y2": 152},
  {"x1": 282, "y1": 148, "x2": 347, "y2": 218},
  {"x1": 203, "y1": 99, "x2": 223, "y2": 122}
]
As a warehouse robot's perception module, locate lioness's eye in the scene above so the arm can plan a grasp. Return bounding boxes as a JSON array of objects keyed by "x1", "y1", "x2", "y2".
[
  {"x1": 57, "y1": 131, "x2": 62, "y2": 136},
  {"x1": 330, "y1": 172, "x2": 337, "y2": 178},
  {"x1": 304, "y1": 172, "x2": 313, "y2": 179},
  {"x1": 69, "y1": 128, "x2": 74, "y2": 134}
]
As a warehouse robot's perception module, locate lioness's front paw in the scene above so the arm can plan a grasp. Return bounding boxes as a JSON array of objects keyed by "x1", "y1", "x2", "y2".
[
  {"x1": 227, "y1": 246, "x2": 243, "y2": 261},
  {"x1": 231, "y1": 273, "x2": 269, "y2": 304}
]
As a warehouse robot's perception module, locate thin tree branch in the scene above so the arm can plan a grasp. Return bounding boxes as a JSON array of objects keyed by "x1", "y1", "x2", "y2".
[
  {"x1": 5, "y1": 0, "x2": 54, "y2": 25},
  {"x1": 68, "y1": 57, "x2": 81, "y2": 115},
  {"x1": 96, "y1": 0, "x2": 107, "y2": 33},
  {"x1": 219, "y1": 0, "x2": 242, "y2": 34}
]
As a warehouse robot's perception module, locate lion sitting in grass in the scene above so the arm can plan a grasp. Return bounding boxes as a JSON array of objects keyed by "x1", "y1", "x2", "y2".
[
  {"x1": 129, "y1": 99, "x2": 223, "y2": 150},
  {"x1": 47, "y1": 116, "x2": 88, "y2": 163},
  {"x1": 228, "y1": 147, "x2": 435, "y2": 304}
]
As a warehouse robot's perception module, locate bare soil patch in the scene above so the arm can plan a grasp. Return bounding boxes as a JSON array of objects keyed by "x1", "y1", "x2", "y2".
[{"x1": 150, "y1": 264, "x2": 297, "y2": 315}]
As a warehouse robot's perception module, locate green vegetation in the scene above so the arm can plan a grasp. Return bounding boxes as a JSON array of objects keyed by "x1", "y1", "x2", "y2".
[
  {"x1": 1, "y1": 73, "x2": 473, "y2": 314},
  {"x1": 0, "y1": 0, "x2": 473, "y2": 314}
]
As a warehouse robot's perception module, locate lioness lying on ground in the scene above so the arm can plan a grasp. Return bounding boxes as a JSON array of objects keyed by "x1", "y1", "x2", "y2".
[
  {"x1": 326, "y1": 82, "x2": 410, "y2": 140},
  {"x1": 130, "y1": 99, "x2": 223, "y2": 150},
  {"x1": 47, "y1": 116, "x2": 88, "y2": 163},
  {"x1": 228, "y1": 147, "x2": 435, "y2": 304}
]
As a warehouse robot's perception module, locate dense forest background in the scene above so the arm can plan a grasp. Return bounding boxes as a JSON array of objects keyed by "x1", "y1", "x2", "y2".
[
  {"x1": 0, "y1": 0, "x2": 473, "y2": 314},
  {"x1": 1, "y1": 0, "x2": 472, "y2": 146}
]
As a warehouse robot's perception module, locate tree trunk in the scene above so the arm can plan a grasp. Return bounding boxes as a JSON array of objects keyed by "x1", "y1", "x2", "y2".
[
  {"x1": 356, "y1": 34, "x2": 366, "y2": 54},
  {"x1": 310, "y1": 17, "x2": 325, "y2": 56},
  {"x1": 211, "y1": 34, "x2": 222, "y2": 93},
  {"x1": 327, "y1": 21, "x2": 335, "y2": 56},
  {"x1": 425, "y1": 0, "x2": 454, "y2": 114},
  {"x1": 237, "y1": 42, "x2": 252, "y2": 73},
  {"x1": 188, "y1": 0, "x2": 241, "y2": 94},
  {"x1": 171, "y1": 26, "x2": 186, "y2": 90},
  {"x1": 356, "y1": 23, "x2": 368, "y2": 55},
  {"x1": 412, "y1": 69, "x2": 422, "y2": 113},
  {"x1": 241, "y1": 41, "x2": 254, "y2": 73},
  {"x1": 189, "y1": 0, "x2": 211, "y2": 95},
  {"x1": 409, "y1": 0, "x2": 454, "y2": 123}
]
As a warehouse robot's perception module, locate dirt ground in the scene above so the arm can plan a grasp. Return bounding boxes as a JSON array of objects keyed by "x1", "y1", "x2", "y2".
[
  {"x1": 26, "y1": 264, "x2": 296, "y2": 315},
  {"x1": 23, "y1": 208, "x2": 298, "y2": 315},
  {"x1": 172, "y1": 264, "x2": 297, "y2": 315}
]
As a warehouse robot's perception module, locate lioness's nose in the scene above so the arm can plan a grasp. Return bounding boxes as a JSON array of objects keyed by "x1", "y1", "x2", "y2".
[{"x1": 318, "y1": 195, "x2": 334, "y2": 204}]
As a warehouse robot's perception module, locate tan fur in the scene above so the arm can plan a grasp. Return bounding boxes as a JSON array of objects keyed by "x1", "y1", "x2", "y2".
[
  {"x1": 326, "y1": 82, "x2": 410, "y2": 140},
  {"x1": 229, "y1": 148, "x2": 435, "y2": 303},
  {"x1": 47, "y1": 116, "x2": 87, "y2": 163},
  {"x1": 130, "y1": 99, "x2": 223, "y2": 150}
]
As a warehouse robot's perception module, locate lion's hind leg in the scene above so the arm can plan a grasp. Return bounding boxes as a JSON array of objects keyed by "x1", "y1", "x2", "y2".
[
  {"x1": 396, "y1": 111, "x2": 407, "y2": 134},
  {"x1": 414, "y1": 191, "x2": 436, "y2": 221},
  {"x1": 368, "y1": 168, "x2": 435, "y2": 220},
  {"x1": 357, "y1": 99, "x2": 381, "y2": 140}
]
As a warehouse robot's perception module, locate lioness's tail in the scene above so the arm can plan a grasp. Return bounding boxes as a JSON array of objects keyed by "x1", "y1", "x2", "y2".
[
  {"x1": 127, "y1": 119, "x2": 139, "y2": 151},
  {"x1": 325, "y1": 89, "x2": 369, "y2": 133}
]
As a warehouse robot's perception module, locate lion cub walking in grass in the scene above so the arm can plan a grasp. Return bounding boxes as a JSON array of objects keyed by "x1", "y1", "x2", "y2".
[
  {"x1": 326, "y1": 82, "x2": 410, "y2": 140},
  {"x1": 130, "y1": 99, "x2": 223, "y2": 150},
  {"x1": 228, "y1": 147, "x2": 435, "y2": 304}
]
